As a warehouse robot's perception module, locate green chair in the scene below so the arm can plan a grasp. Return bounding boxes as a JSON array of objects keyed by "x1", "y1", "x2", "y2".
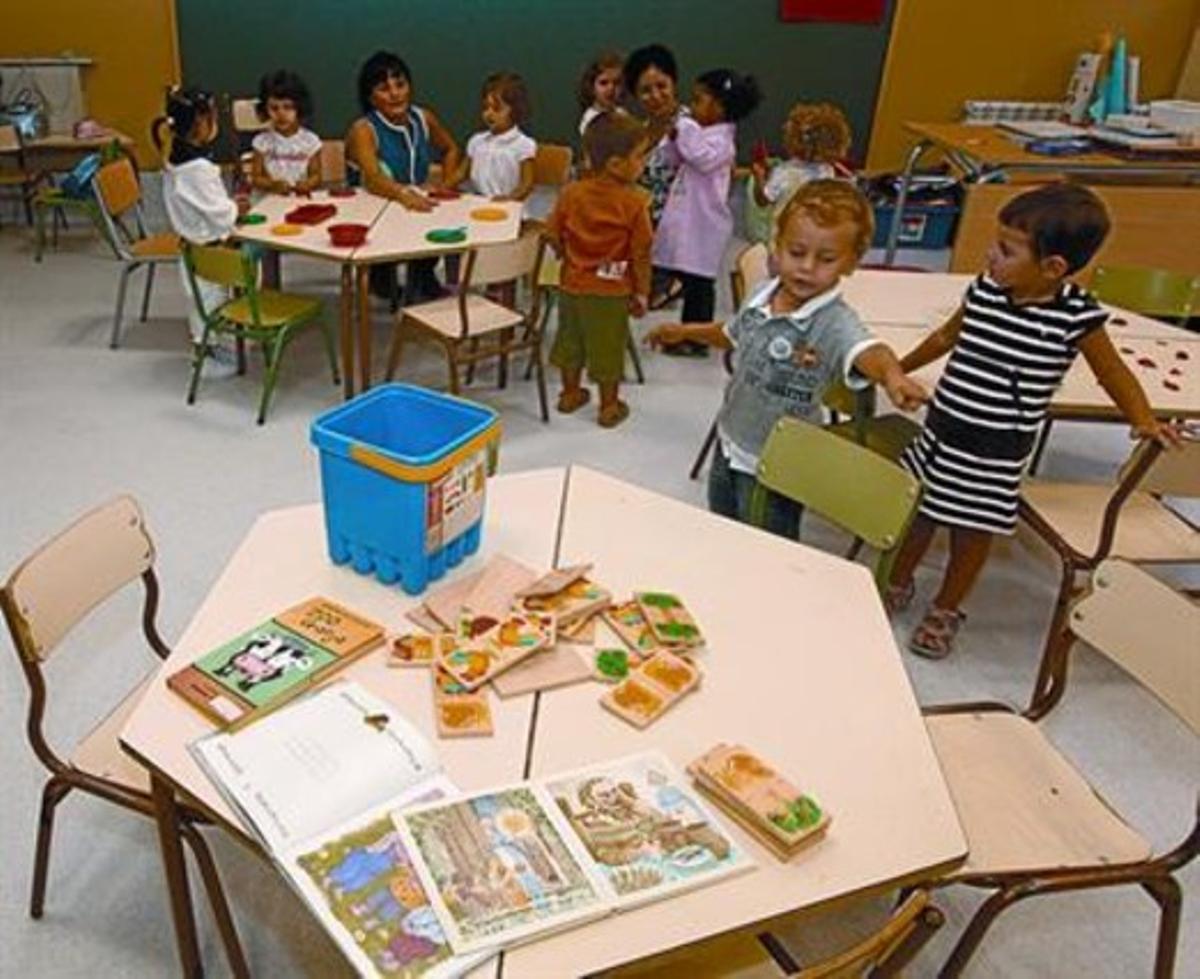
[
  {"x1": 823, "y1": 380, "x2": 921, "y2": 463},
  {"x1": 1089, "y1": 265, "x2": 1199, "y2": 322},
  {"x1": 182, "y1": 242, "x2": 340, "y2": 424},
  {"x1": 32, "y1": 138, "x2": 129, "y2": 263},
  {"x1": 751, "y1": 417, "x2": 921, "y2": 591}
]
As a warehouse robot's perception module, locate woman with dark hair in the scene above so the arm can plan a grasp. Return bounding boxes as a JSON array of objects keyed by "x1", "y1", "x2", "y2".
[
  {"x1": 346, "y1": 50, "x2": 461, "y2": 302},
  {"x1": 624, "y1": 43, "x2": 685, "y2": 229}
]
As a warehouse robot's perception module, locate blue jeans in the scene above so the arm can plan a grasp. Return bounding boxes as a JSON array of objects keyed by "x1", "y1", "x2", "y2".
[{"x1": 708, "y1": 444, "x2": 803, "y2": 540}]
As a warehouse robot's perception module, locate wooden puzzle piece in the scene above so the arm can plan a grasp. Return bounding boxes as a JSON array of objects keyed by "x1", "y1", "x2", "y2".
[
  {"x1": 599, "y1": 649, "x2": 701, "y2": 729},
  {"x1": 635, "y1": 592, "x2": 704, "y2": 650},
  {"x1": 492, "y1": 643, "x2": 591, "y2": 698},
  {"x1": 432, "y1": 667, "x2": 493, "y2": 738},
  {"x1": 639, "y1": 649, "x2": 700, "y2": 695},
  {"x1": 461, "y1": 554, "x2": 539, "y2": 618},
  {"x1": 603, "y1": 600, "x2": 662, "y2": 659},
  {"x1": 437, "y1": 612, "x2": 553, "y2": 691},
  {"x1": 559, "y1": 611, "x2": 598, "y2": 645},
  {"x1": 389, "y1": 631, "x2": 456, "y2": 667},
  {"x1": 592, "y1": 648, "x2": 632, "y2": 684},
  {"x1": 518, "y1": 577, "x2": 611, "y2": 627},
  {"x1": 422, "y1": 569, "x2": 486, "y2": 629},
  {"x1": 514, "y1": 563, "x2": 594, "y2": 599}
]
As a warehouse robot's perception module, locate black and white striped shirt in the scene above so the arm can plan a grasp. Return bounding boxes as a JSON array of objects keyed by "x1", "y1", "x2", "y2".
[{"x1": 928, "y1": 275, "x2": 1107, "y2": 457}]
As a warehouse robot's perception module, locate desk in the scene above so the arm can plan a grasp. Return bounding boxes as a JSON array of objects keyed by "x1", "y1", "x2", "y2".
[
  {"x1": 884, "y1": 122, "x2": 1200, "y2": 265},
  {"x1": 23, "y1": 130, "x2": 136, "y2": 172},
  {"x1": 842, "y1": 269, "x2": 1189, "y2": 342},
  {"x1": 233, "y1": 192, "x2": 521, "y2": 399},
  {"x1": 121, "y1": 466, "x2": 965, "y2": 978}
]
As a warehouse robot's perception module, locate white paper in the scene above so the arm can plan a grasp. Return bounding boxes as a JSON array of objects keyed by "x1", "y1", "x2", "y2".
[{"x1": 191, "y1": 682, "x2": 440, "y2": 852}]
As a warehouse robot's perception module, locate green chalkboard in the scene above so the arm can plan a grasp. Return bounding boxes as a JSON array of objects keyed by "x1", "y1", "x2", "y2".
[{"x1": 177, "y1": 0, "x2": 893, "y2": 163}]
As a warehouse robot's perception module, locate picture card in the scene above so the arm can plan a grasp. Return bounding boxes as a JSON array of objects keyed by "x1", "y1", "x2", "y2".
[
  {"x1": 603, "y1": 601, "x2": 662, "y2": 660},
  {"x1": 391, "y1": 632, "x2": 456, "y2": 668},
  {"x1": 432, "y1": 668, "x2": 493, "y2": 738},
  {"x1": 635, "y1": 592, "x2": 704, "y2": 650},
  {"x1": 600, "y1": 650, "x2": 700, "y2": 729}
]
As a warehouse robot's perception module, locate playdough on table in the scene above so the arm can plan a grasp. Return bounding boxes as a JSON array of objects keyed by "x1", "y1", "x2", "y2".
[
  {"x1": 468, "y1": 206, "x2": 507, "y2": 222},
  {"x1": 327, "y1": 186, "x2": 356, "y2": 198},
  {"x1": 425, "y1": 186, "x2": 461, "y2": 201},
  {"x1": 425, "y1": 227, "x2": 467, "y2": 245},
  {"x1": 236, "y1": 212, "x2": 266, "y2": 225},
  {"x1": 270, "y1": 223, "x2": 304, "y2": 237}
]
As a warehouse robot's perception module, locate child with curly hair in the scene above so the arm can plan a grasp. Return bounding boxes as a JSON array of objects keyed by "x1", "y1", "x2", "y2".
[
  {"x1": 250, "y1": 69, "x2": 322, "y2": 194},
  {"x1": 750, "y1": 102, "x2": 852, "y2": 240}
]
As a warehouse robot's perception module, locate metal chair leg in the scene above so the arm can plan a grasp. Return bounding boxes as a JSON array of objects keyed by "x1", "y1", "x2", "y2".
[
  {"x1": 180, "y1": 822, "x2": 251, "y2": 979},
  {"x1": 110, "y1": 263, "x2": 136, "y2": 349},
  {"x1": 1144, "y1": 876, "x2": 1182, "y2": 979},
  {"x1": 938, "y1": 884, "x2": 1031, "y2": 978},
  {"x1": 257, "y1": 334, "x2": 287, "y2": 425},
  {"x1": 626, "y1": 334, "x2": 645, "y2": 384},
  {"x1": 140, "y1": 263, "x2": 157, "y2": 322},
  {"x1": 34, "y1": 202, "x2": 47, "y2": 262},
  {"x1": 30, "y1": 776, "x2": 72, "y2": 919},
  {"x1": 533, "y1": 342, "x2": 550, "y2": 423},
  {"x1": 689, "y1": 420, "x2": 719, "y2": 480},
  {"x1": 319, "y1": 316, "x2": 342, "y2": 385},
  {"x1": 1028, "y1": 419, "x2": 1054, "y2": 475},
  {"x1": 384, "y1": 319, "x2": 405, "y2": 381}
]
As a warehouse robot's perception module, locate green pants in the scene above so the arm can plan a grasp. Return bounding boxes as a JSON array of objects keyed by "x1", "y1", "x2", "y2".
[{"x1": 550, "y1": 292, "x2": 629, "y2": 384}]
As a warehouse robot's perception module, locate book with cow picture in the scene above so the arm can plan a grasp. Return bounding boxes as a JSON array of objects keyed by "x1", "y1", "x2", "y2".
[{"x1": 167, "y1": 597, "x2": 385, "y2": 728}]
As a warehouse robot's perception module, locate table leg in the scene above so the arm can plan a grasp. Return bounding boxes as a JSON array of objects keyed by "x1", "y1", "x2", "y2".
[
  {"x1": 340, "y1": 264, "x2": 355, "y2": 401},
  {"x1": 150, "y1": 773, "x2": 204, "y2": 979},
  {"x1": 884, "y1": 138, "x2": 932, "y2": 266},
  {"x1": 357, "y1": 265, "x2": 373, "y2": 393}
]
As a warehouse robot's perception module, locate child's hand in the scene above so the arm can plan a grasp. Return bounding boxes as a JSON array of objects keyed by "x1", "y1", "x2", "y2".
[
  {"x1": 884, "y1": 373, "x2": 929, "y2": 412},
  {"x1": 235, "y1": 195, "x2": 251, "y2": 216},
  {"x1": 750, "y1": 160, "x2": 768, "y2": 186},
  {"x1": 647, "y1": 324, "x2": 687, "y2": 349},
  {"x1": 1133, "y1": 418, "x2": 1186, "y2": 449},
  {"x1": 399, "y1": 188, "x2": 434, "y2": 212},
  {"x1": 628, "y1": 294, "x2": 648, "y2": 317}
]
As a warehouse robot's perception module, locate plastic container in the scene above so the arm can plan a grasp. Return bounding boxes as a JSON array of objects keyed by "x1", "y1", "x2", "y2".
[
  {"x1": 328, "y1": 222, "x2": 369, "y2": 247},
  {"x1": 870, "y1": 203, "x2": 960, "y2": 250},
  {"x1": 310, "y1": 384, "x2": 501, "y2": 595}
]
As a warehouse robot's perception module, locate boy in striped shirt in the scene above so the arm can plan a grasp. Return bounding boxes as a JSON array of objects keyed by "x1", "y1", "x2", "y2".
[{"x1": 888, "y1": 183, "x2": 1180, "y2": 659}]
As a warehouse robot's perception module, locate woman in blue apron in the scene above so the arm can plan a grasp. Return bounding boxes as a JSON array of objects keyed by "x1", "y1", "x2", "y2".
[{"x1": 346, "y1": 50, "x2": 461, "y2": 304}]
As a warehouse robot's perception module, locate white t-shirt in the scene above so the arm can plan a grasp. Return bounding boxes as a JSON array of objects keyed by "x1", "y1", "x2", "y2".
[
  {"x1": 251, "y1": 127, "x2": 322, "y2": 186},
  {"x1": 162, "y1": 157, "x2": 238, "y2": 244},
  {"x1": 466, "y1": 127, "x2": 536, "y2": 198}
]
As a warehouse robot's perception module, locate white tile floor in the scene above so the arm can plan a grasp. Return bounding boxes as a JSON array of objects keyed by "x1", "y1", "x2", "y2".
[{"x1": 0, "y1": 207, "x2": 1196, "y2": 978}]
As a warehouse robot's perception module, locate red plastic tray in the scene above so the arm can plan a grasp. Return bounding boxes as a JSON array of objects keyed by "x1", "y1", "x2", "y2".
[{"x1": 284, "y1": 203, "x2": 338, "y2": 225}]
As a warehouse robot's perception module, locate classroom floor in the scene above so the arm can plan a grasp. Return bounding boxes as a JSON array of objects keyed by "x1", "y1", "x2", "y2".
[{"x1": 0, "y1": 206, "x2": 1197, "y2": 979}]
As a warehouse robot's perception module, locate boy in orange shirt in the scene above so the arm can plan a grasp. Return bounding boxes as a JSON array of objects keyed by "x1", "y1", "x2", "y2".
[{"x1": 545, "y1": 112, "x2": 652, "y2": 428}]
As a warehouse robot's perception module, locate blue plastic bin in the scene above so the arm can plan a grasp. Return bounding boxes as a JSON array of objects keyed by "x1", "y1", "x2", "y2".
[{"x1": 310, "y1": 384, "x2": 501, "y2": 595}]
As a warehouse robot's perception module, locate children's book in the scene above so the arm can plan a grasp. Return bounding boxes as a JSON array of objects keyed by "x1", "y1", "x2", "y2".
[
  {"x1": 167, "y1": 597, "x2": 384, "y2": 728},
  {"x1": 393, "y1": 751, "x2": 754, "y2": 956},
  {"x1": 191, "y1": 681, "x2": 491, "y2": 978}
]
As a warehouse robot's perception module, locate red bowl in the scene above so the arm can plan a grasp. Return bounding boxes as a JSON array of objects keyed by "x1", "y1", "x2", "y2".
[{"x1": 328, "y1": 223, "x2": 369, "y2": 247}]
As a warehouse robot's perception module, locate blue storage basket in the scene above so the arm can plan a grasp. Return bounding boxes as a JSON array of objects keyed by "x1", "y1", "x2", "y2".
[{"x1": 311, "y1": 384, "x2": 501, "y2": 595}]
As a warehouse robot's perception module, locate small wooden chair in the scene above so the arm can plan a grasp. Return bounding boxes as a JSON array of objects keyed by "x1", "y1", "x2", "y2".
[
  {"x1": 752, "y1": 418, "x2": 922, "y2": 591},
  {"x1": 1018, "y1": 436, "x2": 1200, "y2": 707},
  {"x1": 385, "y1": 229, "x2": 551, "y2": 420},
  {"x1": 532, "y1": 142, "x2": 573, "y2": 187},
  {"x1": 183, "y1": 242, "x2": 339, "y2": 424},
  {"x1": 320, "y1": 138, "x2": 346, "y2": 185},
  {"x1": 602, "y1": 890, "x2": 943, "y2": 977},
  {"x1": 93, "y1": 156, "x2": 181, "y2": 348},
  {"x1": 0, "y1": 122, "x2": 46, "y2": 226},
  {"x1": 1090, "y1": 264, "x2": 1199, "y2": 322},
  {"x1": 922, "y1": 559, "x2": 1198, "y2": 977},
  {"x1": 1, "y1": 496, "x2": 247, "y2": 975}
]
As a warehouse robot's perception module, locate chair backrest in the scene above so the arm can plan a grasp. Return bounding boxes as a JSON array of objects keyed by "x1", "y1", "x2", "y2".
[
  {"x1": 184, "y1": 241, "x2": 253, "y2": 290},
  {"x1": 755, "y1": 418, "x2": 920, "y2": 589},
  {"x1": 1, "y1": 496, "x2": 155, "y2": 663},
  {"x1": 1116, "y1": 436, "x2": 1200, "y2": 498},
  {"x1": 320, "y1": 139, "x2": 346, "y2": 184},
  {"x1": 793, "y1": 890, "x2": 943, "y2": 979},
  {"x1": 465, "y1": 227, "x2": 544, "y2": 289},
  {"x1": 533, "y1": 143, "x2": 573, "y2": 186},
  {"x1": 94, "y1": 157, "x2": 141, "y2": 220},
  {"x1": 231, "y1": 97, "x2": 267, "y2": 133},
  {"x1": 1090, "y1": 264, "x2": 1200, "y2": 320},
  {"x1": 730, "y1": 242, "x2": 770, "y2": 309},
  {"x1": 0, "y1": 123, "x2": 21, "y2": 154},
  {"x1": 1071, "y1": 560, "x2": 1200, "y2": 734}
]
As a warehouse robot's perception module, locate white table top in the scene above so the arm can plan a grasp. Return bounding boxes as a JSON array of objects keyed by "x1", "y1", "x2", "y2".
[
  {"x1": 119, "y1": 469, "x2": 566, "y2": 826},
  {"x1": 351, "y1": 193, "x2": 522, "y2": 264},
  {"x1": 232, "y1": 188, "x2": 391, "y2": 262},
  {"x1": 841, "y1": 269, "x2": 1187, "y2": 342},
  {"x1": 502, "y1": 466, "x2": 966, "y2": 977},
  {"x1": 873, "y1": 324, "x2": 1200, "y2": 419}
]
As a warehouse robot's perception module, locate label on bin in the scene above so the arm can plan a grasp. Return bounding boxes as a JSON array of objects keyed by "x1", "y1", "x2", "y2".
[{"x1": 426, "y1": 450, "x2": 487, "y2": 554}]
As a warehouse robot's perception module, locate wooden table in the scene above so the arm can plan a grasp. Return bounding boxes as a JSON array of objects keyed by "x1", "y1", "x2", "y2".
[
  {"x1": 884, "y1": 122, "x2": 1200, "y2": 264},
  {"x1": 842, "y1": 269, "x2": 1188, "y2": 341},
  {"x1": 23, "y1": 129, "x2": 136, "y2": 171},
  {"x1": 120, "y1": 466, "x2": 965, "y2": 978},
  {"x1": 233, "y1": 192, "x2": 521, "y2": 399}
]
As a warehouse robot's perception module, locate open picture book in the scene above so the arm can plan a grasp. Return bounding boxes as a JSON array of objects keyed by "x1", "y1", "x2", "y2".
[{"x1": 191, "y1": 682, "x2": 488, "y2": 979}]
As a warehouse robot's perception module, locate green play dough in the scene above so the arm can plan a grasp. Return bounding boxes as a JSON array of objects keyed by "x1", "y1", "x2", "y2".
[
  {"x1": 425, "y1": 227, "x2": 467, "y2": 244},
  {"x1": 237, "y1": 213, "x2": 267, "y2": 225},
  {"x1": 595, "y1": 649, "x2": 629, "y2": 680}
]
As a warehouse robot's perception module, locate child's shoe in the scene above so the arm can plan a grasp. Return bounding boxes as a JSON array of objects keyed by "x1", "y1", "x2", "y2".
[
  {"x1": 598, "y1": 399, "x2": 630, "y2": 428},
  {"x1": 556, "y1": 388, "x2": 591, "y2": 414},
  {"x1": 883, "y1": 579, "x2": 915, "y2": 615},
  {"x1": 909, "y1": 606, "x2": 965, "y2": 660}
]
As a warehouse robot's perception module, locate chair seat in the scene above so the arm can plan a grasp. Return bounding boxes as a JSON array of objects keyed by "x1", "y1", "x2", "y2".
[
  {"x1": 826, "y1": 413, "x2": 920, "y2": 463},
  {"x1": 538, "y1": 253, "x2": 562, "y2": 288},
  {"x1": 219, "y1": 290, "x2": 322, "y2": 329},
  {"x1": 1020, "y1": 481, "x2": 1200, "y2": 562},
  {"x1": 926, "y1": 711, "x2": 1151, "y2": 877},
  {"x1": 69, "y1": 678, "x2": 154, "y2": 792},
  {"x1": 130, "y1": 232, "x2": 180, "y2": 259},
  {"x1": 0, "y1": 171, "x2": 41, "y2": 187},
  {"x1": 404, "y1": 294, "x2": 525, "y2": 341}
]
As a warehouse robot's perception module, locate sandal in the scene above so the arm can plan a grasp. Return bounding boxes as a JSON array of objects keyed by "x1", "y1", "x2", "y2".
[
  {"x1": 556, "y1": 388, "x2": 591, "y2": 414},
  {"x1": 648, "y1": 279, "x2": 684, "y2": 311},
  {"x1": 883, "y1": 579, "x2": 915, "y2": 615},
  {"x1": 598, "y1": 400, "x2": 630, "y2": 429},
  {"x1": 909, "y1": 606, "x2": 965, "y2": 660}
]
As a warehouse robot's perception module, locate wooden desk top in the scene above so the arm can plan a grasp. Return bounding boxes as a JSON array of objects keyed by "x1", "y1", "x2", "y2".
[
  {"x1": 873, "y1": 324, "x2": 1200, "y2": 420},
  {"x1": 504, "y1": 466, "x2": 966, "y2": 977},
  {"x1": 351, "y1": 193, "x2": 521, "y2": 264},
  {"x1": 25, "y1": 130, "x2": 134, "y2": 150},
  {"x1": 842, "y1": 270, "x2": 1186, "y2": 342},
  {"x1": 232, "y1": 189, "x2": 391, "y2": 262},
  {"x1": 904, "y1": 122, "x2": 1200, "y2": 172},
  {"x1": 119, "y1": 469, "x2": 567, "y2": 833}
]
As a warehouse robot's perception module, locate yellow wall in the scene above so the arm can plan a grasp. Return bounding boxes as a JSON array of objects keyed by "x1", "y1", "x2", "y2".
[
  {"x1": 867, "y1": 0, "x2": 1200, "y2": 170},
  {"x1": 1, "y1": 0, "x2": 180, "y2": 166}
]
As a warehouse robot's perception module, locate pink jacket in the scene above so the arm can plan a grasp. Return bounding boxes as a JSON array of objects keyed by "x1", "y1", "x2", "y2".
[{"x1": 651, "y1": 118, "x2": 736, "y2": 278}]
